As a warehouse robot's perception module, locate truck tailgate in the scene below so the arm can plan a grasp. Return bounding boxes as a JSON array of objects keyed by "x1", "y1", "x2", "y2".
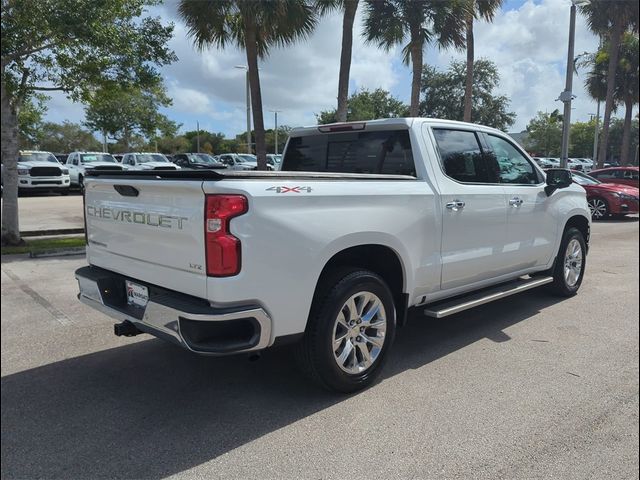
[{"x1": 84, "y1": 178, "x2": 207, "y2": 298}]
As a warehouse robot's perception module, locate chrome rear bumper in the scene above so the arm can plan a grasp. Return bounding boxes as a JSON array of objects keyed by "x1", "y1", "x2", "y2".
[{"x1": 75, "y1": 266, "x2": 272, "y2": 355}]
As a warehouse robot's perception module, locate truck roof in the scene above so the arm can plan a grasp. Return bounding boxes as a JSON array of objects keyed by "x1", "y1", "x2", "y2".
[{"x1": 289, "y1": 117, "x2": 506, "y2": 137}]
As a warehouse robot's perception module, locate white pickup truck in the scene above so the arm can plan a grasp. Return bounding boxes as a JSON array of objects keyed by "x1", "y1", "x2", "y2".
[{"x1": 76, "y1": 118, "x2": 591, "y2": 392}]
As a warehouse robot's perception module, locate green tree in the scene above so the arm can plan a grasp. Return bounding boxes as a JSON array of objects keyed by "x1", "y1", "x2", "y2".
[
  {"x1": 419, "y1": 59, "x2": 515, "y2": 131},
  {"x1": 36, "y1": 121, "x2": 101, "y2": 153},
  {"x1": 523, "y1": 110, "x2": 564, "y2": 157},
  {"x1": 569, "y1": 119, "x2": 597, "y2": 158},
  {"x1": 316, "y1": 0, "x2": 360, "y2": 122},
  {"x1": 156, "y1": 135, "x2": 190, "y2": 154},
  {"x1": 579, "y1": 1, "x2": 639, "y2": 168},
  {"x1": 316, "y1": 88, "x2": 409, "y2": 124},
  {"x1": 17, "y1": 95, "x2": 47, "y2": 149},
  {"x1": 463, "y1": 0, "x2": 503, "y2": 122},
  {"x1": 183, "y1": 130, "x2": 229, "y2": 153},
  {"x1": 84, "y1": 82, "x2": 178, "y2": 151},
  {"x1": 362, "y1": 0, "x2": 469, "y2": 116},
  {"x1": 1, "y1": 0, "x2": 175, "y2": 245},
  {"x1": 178, "y1": 0, "x2": 317, "y2": 170},
  {"x1": 608, "y1": 117, "x2": 639, "y2": 163}
]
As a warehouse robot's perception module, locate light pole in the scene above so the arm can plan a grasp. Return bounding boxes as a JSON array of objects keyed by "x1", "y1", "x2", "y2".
[
  {"x1": 558, "y1": 1, "x2": 582, "y2": 169},
  {"x1": 269, "y1": 109, "x2": 282, "y2": 154},
  {"x1": 590, "y1": 103, "x2": 600, "y2": 163},
  {"x1": 235, "y1": 65, "x2": 252, "y2": 154},
  {"x1": 196, "y1": 120, "x2": 200, "y2": 153}
]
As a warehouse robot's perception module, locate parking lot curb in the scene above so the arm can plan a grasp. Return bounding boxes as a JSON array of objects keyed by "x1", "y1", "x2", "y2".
[{"x1": 29, "y1": 247, "x2": 86, "y2": 258}]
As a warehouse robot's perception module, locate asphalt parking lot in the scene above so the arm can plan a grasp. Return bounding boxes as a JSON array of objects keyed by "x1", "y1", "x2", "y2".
[
  {"x1": 1, "y1": 193, "x2": 84, "y2": 232},
  {"x1": 1, "y1": 218, "x2": 638, "y2": 480}
]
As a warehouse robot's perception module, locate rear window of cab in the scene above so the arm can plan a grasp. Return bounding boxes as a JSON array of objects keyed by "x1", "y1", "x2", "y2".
[{"x1": 282, "y1": 130, "x2": 416, "y2": 176}]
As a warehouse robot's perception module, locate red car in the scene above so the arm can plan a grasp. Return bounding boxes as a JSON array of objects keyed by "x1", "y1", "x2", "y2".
[
  {"x1": 572, "y1": 170, "x2": 639, "y2": 220},
  {"x1": 589, "y1": 166, "x2": 639, "y2": 188}
]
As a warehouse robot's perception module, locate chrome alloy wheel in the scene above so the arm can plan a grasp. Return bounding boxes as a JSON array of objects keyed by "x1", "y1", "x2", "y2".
[
  {"x1": 332, "y1": 291, "x2": 387, "y2": 374},
  {"x1": 588, "y1": 198, "x2": 607, "y2": 219},
  {"x1": 564, "y1": 238, "x2": 583, "y2": 287}
]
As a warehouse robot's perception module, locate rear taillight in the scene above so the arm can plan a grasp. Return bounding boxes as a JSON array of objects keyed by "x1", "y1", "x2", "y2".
[{"x1": 205, "y1": 194, "x2": 248, "y2": 276}]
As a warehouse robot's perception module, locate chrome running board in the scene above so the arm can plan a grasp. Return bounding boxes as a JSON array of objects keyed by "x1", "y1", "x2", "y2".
[{"x1": 424, "y1": 276, "x2": 554, "y2": 318}]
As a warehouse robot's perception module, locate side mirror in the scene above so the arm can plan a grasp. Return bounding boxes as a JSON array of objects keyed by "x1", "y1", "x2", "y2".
[{"x1": 545, "y1": 168, "x2": 572, "y2": 196}]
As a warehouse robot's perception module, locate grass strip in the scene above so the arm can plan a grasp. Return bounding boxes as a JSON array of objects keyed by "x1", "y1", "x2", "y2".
[{"x1": 1, "y1": 236, "x2": 86, "y2": 255}]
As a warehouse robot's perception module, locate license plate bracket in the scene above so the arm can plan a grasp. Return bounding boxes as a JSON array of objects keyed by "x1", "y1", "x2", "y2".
[{"x1": 126, "y1": 280, "x2": 149, "y2": 309}]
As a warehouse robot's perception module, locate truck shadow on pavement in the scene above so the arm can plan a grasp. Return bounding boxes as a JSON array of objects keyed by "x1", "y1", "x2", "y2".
[{"x1": 2, "y1": 291, "x2": 563, "y2": 479}]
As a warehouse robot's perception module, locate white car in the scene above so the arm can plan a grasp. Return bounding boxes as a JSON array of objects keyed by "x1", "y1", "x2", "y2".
[
  {"x1": 121, "y1": 153, "x2": 180, "y2": 171},
  {"x1": 567, "y1": 158, "x2": 584, "y2": 171},
  {"x1": 1, "y1": 150, "x2": 71, "y2": 195},
  {"x1": 573, "y1": 158, "x2": 594, "y2": 172},
  {"x1": 65, "y1": 152, "x2": 123, "y2": 189},
  {"x1": 76, "y1": 118, "x2": 591, "y2": 393},
  {"x1": 217, "y1": 153, "x2": 259, "y2": 171}
]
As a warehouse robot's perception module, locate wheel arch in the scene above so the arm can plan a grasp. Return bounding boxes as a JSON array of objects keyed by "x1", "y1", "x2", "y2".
[
  {"x1": 564, "y1": 214, "x2": 590, "y2": 252},
  {"x1": 314, "y1": 244, "x2": 409, "y2": 327}
]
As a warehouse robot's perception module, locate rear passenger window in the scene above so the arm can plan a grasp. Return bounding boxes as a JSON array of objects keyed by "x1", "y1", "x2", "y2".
[
  {"x1": 433, "y1": 129, "x2": 492, "y2": 183},
  {"x1": 282, "y1": 130, "x2": 415, "y2": 176}
]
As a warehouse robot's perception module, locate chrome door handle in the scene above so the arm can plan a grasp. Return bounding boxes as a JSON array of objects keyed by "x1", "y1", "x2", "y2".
[
  {"x1": 446, "y1": 200, "x2": 465, "y2": 211},
  {"x1": 509, "y1": 197, "x2": 524, "y2": 207}
]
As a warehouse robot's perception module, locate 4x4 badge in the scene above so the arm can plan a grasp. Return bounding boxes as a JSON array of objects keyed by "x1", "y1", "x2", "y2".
[{"x1": 266, "y1": 186, "x2": 312, "y2": 193}]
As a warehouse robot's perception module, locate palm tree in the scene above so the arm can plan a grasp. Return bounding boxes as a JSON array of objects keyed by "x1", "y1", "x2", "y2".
[
  {"x1": 579, "y1": 1, "x2": 639, "y2": 168},
  {"x1": 580, "y1": 32, "x2": 639, "y2": 164},
  {"x1": 178, "y1": 0, "x2": 317, "y2": 170},
  {"x1": 317, "y1": 0, "x2": 360, "y2": 123},
  {"x1": 463, "y1": 0, "x2": 503, "y2": 123},
  {"x1": 362, "y1": 0, "x2": 470, "y2": 117},
  {"x1": 617, "y1": 33, "x2": 639, "y2": 165}
]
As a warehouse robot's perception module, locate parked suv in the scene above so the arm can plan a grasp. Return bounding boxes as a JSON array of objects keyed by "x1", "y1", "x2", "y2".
[
  {"x1": 121, "y1": 153, "x2": 180, "y2": 171},
  {"x1": 65, "y1": 152, "x2": 122, "y2": 189},
  {"x1": 1, "y1": 151, "x2": 71, "y2": 195}
]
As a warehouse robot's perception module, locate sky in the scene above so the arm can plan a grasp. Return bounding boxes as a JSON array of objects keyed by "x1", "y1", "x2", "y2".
[{"x1": 44, "y1": 0, "x2": 609, "y2": 138}]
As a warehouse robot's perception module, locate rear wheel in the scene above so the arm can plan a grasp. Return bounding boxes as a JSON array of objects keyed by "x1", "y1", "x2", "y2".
[
  {"x1": 588, "y1": 197, "x2": 608, "y2": 220},
  {"x1": 295, "y1": 268, "x2": 396, "y2": 393},
  {"x1": 547, "y1": 227, "x2": 587, "y2": 297}
]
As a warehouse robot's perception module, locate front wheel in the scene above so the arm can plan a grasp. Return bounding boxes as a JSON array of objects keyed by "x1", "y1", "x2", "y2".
[
  {"x1": 295, "y1": 269, "x2": 396, "y2": 393},
  {"x1": 547, "y1": 227, "x2": 587, "y2": 297}
]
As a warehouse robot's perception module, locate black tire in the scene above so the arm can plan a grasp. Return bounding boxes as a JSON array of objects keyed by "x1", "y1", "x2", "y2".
[
  {"x1": 587, "y1": 197, "x2": 609, "y2": 220},
  {"x1": 547, "y1": 227, "x2": 587, "y2": 297},
  {"x1": 295, "y1": 268, "x2": 396, "y2": 393},
  {"x1": 78, "y1": 175, "x2": 84, "y2": 192}
]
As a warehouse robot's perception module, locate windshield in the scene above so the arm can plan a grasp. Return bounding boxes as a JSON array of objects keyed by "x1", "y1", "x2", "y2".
[
  {"x1": 572, "y1": 171, "x2": 601, "y2": 186},
  {"x1": 19, "y1": 152, "x2": 58, "y2": 163},
  {"x1": 81, "y1": 154, "x2": 116, "y2": 163},
  {"x1": 136, "y1": 154, "x2": 168, "y2": 163},
  {"x1": 237, "y1": 154, "x2": 257, "y2": 163}
]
